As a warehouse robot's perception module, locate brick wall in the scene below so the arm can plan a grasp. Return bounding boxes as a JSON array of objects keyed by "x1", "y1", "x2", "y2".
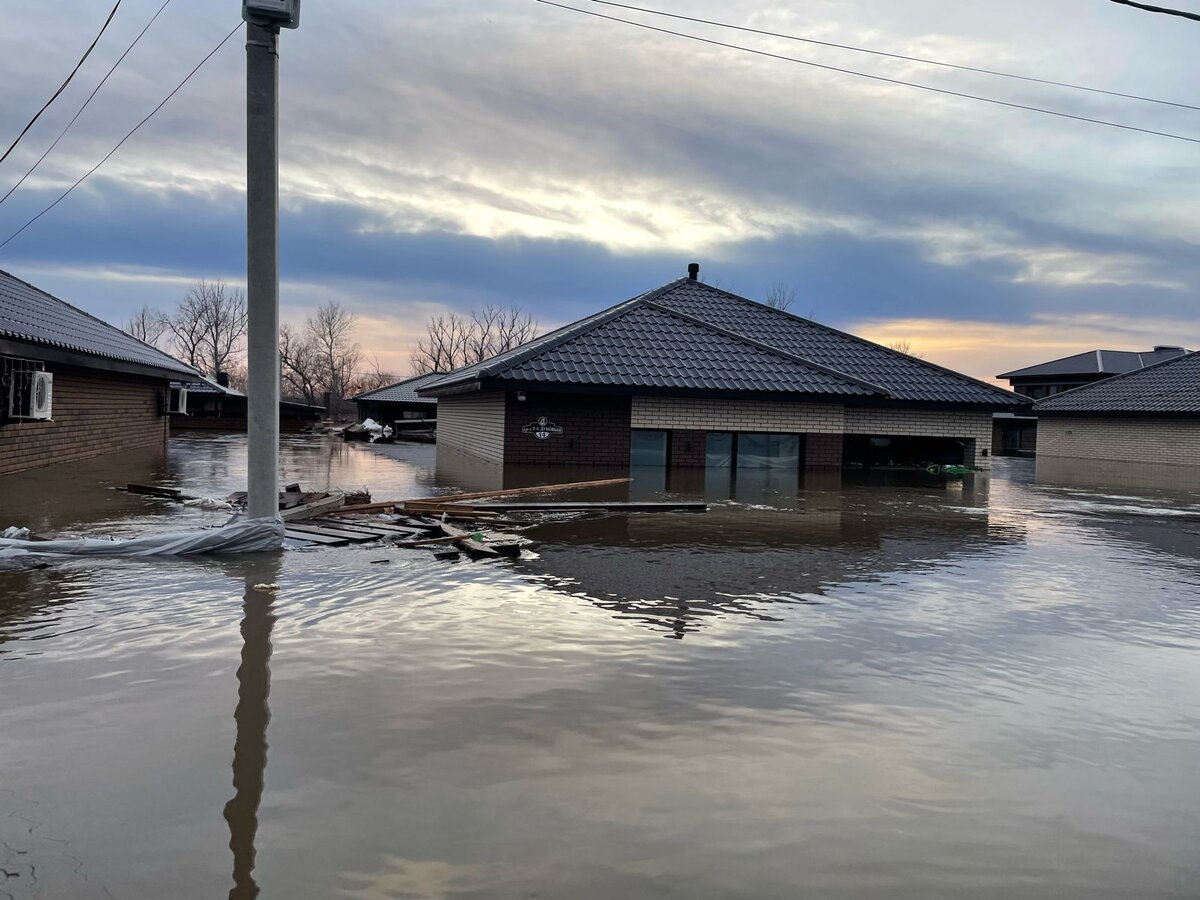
[
  {"x1": 437, "y1": 392, "x2": 507, "y2": 463},
  {"x1": 668, "y1": 429, "x2": 707, "y2": 467},
  {"x1": 1038, "y1": 417, "x2": 1200, "y2": 467},
  {"x1": 0, "y1": 363, "x2": 168, "y2": 477},
  {"x1": 632, "y1": 397, "x2": 846, "y2": 433},
  {"x1": 806, "y1": 432, "x2": 843, "y2": 468},
  {"x1": 505, "y1": 393, "x2": 632, "y2": 466}
]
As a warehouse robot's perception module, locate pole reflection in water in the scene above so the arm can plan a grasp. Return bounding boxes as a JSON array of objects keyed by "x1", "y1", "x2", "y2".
[{"x1": 223, "y1": 556, "x2": 281, "y2": 900}]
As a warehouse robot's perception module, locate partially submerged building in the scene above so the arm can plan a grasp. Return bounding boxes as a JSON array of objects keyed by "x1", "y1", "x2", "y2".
[
  {"x1": 420, "y1": 268, "x2": 1030, "y2": 473},
  {"x1": 352, "y1": 372, "x2": 442, "y2": 428},
  {"x1": 1035, "y1": 350, "x2": 1200, "y2": 470},
  {"x1": 0, "y1": 269, "x2": 199, "y2": 476},
  {"x1": 170, "y1": 373, "x2": 325, "y2": 431},
  {"x1": 994, "y1": 346, "x2": 1190, "y2": 456}
]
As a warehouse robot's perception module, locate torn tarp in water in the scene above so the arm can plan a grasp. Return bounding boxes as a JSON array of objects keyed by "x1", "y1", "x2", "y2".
[{"x1": 0, "y1": 517, "x2": 285, "y2": 557}]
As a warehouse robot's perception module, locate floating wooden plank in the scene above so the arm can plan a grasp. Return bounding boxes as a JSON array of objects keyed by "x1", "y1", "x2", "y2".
[
  {"x1": 301, "y1": 520, "x2": 395, "y2": 539},
  {"x1": 471, "y1": 500, "x2": 707, "y2": 512},
  {"x1": 284, "y1": 529, "x2": 349, "y2": 546},
  {"x1": 337, "y1": 500, "x2": 400, "y2": 514},
  {"x1": 281, "y1": 492, "x2": 346, "y2": 521},
  {"x1": 284, "y1": 522, "x2": 381, "y2": 543},
  {"x1": 317, "y1": 517, "x2": 424, "y2": 536},
  {"x1": 440, "y1": 522, "x2": 500, "y2": 557},
  {"x1": 412, "y1": 477, "x2": 632, "y2": 505},
  {"x1": 125, "y1": 483, "x2": 189, "y2": 499}
]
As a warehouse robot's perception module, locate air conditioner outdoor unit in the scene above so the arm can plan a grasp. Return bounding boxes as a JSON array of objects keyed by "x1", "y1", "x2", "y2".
[
  {"x1": 7, "y1": 369, "x2": 52, "y2": 420},
  {"x1": 168, "y1": 386, "x2": 188, "y2": 415}
]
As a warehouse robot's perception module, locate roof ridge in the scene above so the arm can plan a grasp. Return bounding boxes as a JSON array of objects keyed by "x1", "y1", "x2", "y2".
[
  {"x1": 352, "y1": 370, "x2": 446, "y2": 400},
  {"x1": 640, "y1": 299, "x2": 891, "y2": 397},
  {"x1": 1038, "y1": 348, "x2": 1200, "y2": 408},
  {"x1": 672, "y1": 280, "x2": 1024, "y2": 402}
]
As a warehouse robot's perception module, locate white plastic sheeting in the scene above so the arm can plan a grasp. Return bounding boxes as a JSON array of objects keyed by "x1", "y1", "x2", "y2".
[{"x1": 0, "y1": 516, "x2": 285, "y2": 558}]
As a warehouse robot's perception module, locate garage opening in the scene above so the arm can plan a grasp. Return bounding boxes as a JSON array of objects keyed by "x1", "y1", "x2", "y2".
[{"x1": 842, "y1": 434, "x2": 972, "y2": 469}]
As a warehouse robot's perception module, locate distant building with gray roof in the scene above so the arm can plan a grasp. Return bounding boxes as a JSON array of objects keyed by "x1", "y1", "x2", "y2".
[
  {"x1": 351, "y1": 371, "x2": 443, "y2": 427},
  {"x1": 1033, "y1": 350, "x2": 1200, "y2": 473},
  {"x1": 419, "y1": 266, "x2": 1029, "y2": 473}
]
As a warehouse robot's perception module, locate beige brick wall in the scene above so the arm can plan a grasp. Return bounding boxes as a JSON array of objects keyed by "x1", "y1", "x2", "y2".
[
  {"x1": 1038, "y1": 417, "x2": 1200, "y2": 467},
  {"x1": 632, "y1": 397, "x2": 845, "y2": 433},
  {"x1": 436, "y1": 392, "x2": 506, "y2": 463},
  {"x1": 631, "y1": 397, "x2": 994, "y2": 468}
]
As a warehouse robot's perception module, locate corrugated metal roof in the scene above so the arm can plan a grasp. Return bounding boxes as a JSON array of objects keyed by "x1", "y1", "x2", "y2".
[
  {"x1": 1035, "y1": 350, "x2": 1200, "y2": 414},
  {"x1": 999, "y1": 347, "x2": 1190, "y2": 379},
  {"x1": 352, "y1": 370, "x2": 445, "y2": 403},
  {"x1": 422, "y1": 277, "x2": 1027, "y2": 407},
  {"x1": 0, "y1": 268, "x2": 198, "y2": 377}
]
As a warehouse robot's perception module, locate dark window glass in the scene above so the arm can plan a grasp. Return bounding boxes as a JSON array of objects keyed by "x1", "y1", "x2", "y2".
[
  {"x1": 630, "y1": 430, "x2": 668, "y2": 467},
  {"x1": 705, "y1": 432, "x2": 734, "y2": 468}
]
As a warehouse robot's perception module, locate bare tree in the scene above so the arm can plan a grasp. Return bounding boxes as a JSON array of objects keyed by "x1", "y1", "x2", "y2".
[
  {"x1": 352, "y1": 354, "x2": 397, "y2": 394},
  {"x1": 308, "y1": 302, "x2": 361, "y2": 410},
  {"x1": 279, "y1": 323, "x2": 322, "y2": 405},
  {"x1": 124, "y1": 305, "x2": 167, "y2": 347},
  {"x1": 886, "y1": 339, "x2": 925, "y2": 359},
  {"x1": 764, "y1": 283, "x2": 797, "y2": 311},
  {"x1": 164, "y1": 280, "x2": 247, "y2": 377},
  {"x1": 411, "y1": 306, "x2": 539, "y2": 374}
]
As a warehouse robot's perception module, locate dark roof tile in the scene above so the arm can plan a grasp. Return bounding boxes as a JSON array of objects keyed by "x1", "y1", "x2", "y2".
[
  {"x1": 352, "y1": 370, "x2": 445, "y2": 403},
  {"x1": 1035, "y1": 350, "x2": 1200, "y2": 414}
]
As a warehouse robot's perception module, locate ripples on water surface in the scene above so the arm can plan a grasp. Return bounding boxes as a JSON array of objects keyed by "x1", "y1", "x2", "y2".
[{"x1": 2, "y1": 434, "x2": 1199, "y2": 899}]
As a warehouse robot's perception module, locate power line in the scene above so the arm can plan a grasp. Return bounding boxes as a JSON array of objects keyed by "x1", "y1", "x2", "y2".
[
  {"x1": 1109, "y1": 0, "x2": 1200, "y2": 22},
  {"x1": 0, "y1": 0, "x2": 124, "y2": 167},
  {"x1": 0, "y1": 23, "x2": 241, "y2": 252},
  {"x1": 0, "y1": 0, "x2": 173, "y2": 210},
  {"x1": 537, "y1": 0, "x2": 1200, "y2": 146},
  {"x1": 589, "y1": 0, "x2": 1200, "y2": 112}
]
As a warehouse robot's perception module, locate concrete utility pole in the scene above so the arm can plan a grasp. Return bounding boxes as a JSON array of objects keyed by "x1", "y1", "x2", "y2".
[
  {"x1": 245, "y1": 21, "x2": 280, "y2": 520},
  {"x1": 243, "y1": 1, "x2": 298, "y2": 520}
]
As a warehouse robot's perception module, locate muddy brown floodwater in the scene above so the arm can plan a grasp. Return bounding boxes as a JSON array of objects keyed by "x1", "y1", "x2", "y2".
[{"x1": 2, "y1": 433, "x2": 1200, "y2": 899}]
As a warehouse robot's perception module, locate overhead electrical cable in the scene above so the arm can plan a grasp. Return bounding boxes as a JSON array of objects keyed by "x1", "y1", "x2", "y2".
[
  {"x1": 536, "y1": 0, "x2": 1200, "y2": 146},
  {"x1": 1108, "y1": 0, "x2": 1200, "y2": 22},
  {"x1": 0, "y1": 0, "x2": 173, "y2": 209},
  {"x1": 0, "y1": 0, "x2": 124, "y2": 167},
  {"x1": 0, "y1": 23, "x2": 241, "y2": 252},
  {"x1": 589, "y1": 0, "x2": 1200, "y2": 111}
]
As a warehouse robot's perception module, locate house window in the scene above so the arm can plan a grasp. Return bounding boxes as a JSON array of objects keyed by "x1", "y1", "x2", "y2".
[
  {"x1": 704, "y1": 431, "x2": 802, "y2": 470},
  {"x1": 630, "y1": 429, "x2": 669, "y2": 467}
]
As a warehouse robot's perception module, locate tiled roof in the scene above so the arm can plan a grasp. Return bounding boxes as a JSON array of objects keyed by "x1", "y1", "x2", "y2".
[
  {"x1": 173, "y1": 376, "x2": 246, "y2": 397},
  {"x1": 422, "y1": 277, "x2": 1027, "y2": 407},
  {"x1": 999, "y1": 347, "x2": 1190, "y2": 379},
  {"x1": 0, "y1": 268, "x2": 198, "y2": 377},
  {"x1": 1035, "y1": 350, "x2": 1200, "y2": 414},
  {"x1": 352, "y1": 370, "x2": 445, "y2": 403}
]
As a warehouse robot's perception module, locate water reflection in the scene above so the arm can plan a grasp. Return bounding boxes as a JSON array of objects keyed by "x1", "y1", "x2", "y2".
[{"x1": 223, "y1": 557, "x2": 281, "y2": 900}]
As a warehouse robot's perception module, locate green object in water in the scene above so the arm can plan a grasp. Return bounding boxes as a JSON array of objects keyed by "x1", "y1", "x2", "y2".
[
  {"x1": 927, "y1": 464, "x2": 975, "y2": 476},
  {"x1": 470, "y1": 532, "x2": 485, "y2": 541}
]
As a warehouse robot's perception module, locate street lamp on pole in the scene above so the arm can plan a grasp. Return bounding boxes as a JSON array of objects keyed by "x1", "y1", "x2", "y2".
[{"x1": 243, "y1": 0, "x2": 299, "y2": 520}]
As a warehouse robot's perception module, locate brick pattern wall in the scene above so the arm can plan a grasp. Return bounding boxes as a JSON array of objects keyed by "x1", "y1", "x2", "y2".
[
  {"x1": 505, "y1": 393, "x2": 632, "y2": 466},
  {"x1": 1038, "y1": 417, "x2": 1200, "y2": 467},
  {"x1": 806, "y1": 432, "x2": 843, "y2": 468},
  {"x1": 0, "y1": 363, "x2": 168, "y2": 477},
  {"x1": 632, "y1": 397, "x2": 845, "y2": 433},
  {"x1": 437, "y1": 392, "x2": 507, "y2": 463},
  {"x1": 668, "y1": 429, "x2": 707, "y2": 466}
]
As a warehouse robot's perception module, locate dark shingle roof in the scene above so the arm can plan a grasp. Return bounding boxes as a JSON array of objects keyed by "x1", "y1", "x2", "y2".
[
  {"x1": 999, "y1": 347, "x2": 1190, "y2": 379},
  {"x1": 174, "y1": 376, "x2": 246, "y2": 397},
  {"x1": 0, "y1": 268, "x2": 197, "y2": 378},
  {"x1": 1035, "y1": 350, "x2": 1200, "y2": 414},
  {"x1": 352, "y1": 370, "x2": 445, "y2": 403},
  {"x1": 421, "y1": 278, "x2": 1027, "y2": 407}
]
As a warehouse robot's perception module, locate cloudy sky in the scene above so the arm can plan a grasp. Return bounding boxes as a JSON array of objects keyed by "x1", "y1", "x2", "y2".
[{"x1": 0, "y1": 0, "x2": 1196, "y2": 381}]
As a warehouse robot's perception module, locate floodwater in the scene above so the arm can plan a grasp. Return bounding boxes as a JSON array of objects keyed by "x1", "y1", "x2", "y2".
[{"x1": 2, "y1": 434, "x2": 1200, "y2": 899}]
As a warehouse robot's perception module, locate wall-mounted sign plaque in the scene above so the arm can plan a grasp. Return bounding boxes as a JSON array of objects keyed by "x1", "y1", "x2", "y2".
[{"x1": 521, "y1": 417, "x2": 564, "y2": 440}]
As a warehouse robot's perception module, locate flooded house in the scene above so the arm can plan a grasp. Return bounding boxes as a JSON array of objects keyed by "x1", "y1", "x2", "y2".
[
  {"x1": 993, "y1": 345, "x2": 1190, "y2": 457},
  {"x1": 169, "y1": 373, "x2": 326, "y2": 431},
  {"x1": 0, "y1": 268, "x2": 199, "y2": 477},
  {"x1": 351, "y1": 371, "x2": 442, "y2": 429},
  {"x1": 1035, "y1": 349, "x2": 1200, "y2": 476},
  {"x1": 419, "y1": 266, "x2": 1031, "y2": 475}
]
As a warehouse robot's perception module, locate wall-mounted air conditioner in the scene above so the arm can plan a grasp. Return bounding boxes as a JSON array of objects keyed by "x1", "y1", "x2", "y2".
[{"x1": 7, "y1": 369, "x2": 52, "y2": 420}]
